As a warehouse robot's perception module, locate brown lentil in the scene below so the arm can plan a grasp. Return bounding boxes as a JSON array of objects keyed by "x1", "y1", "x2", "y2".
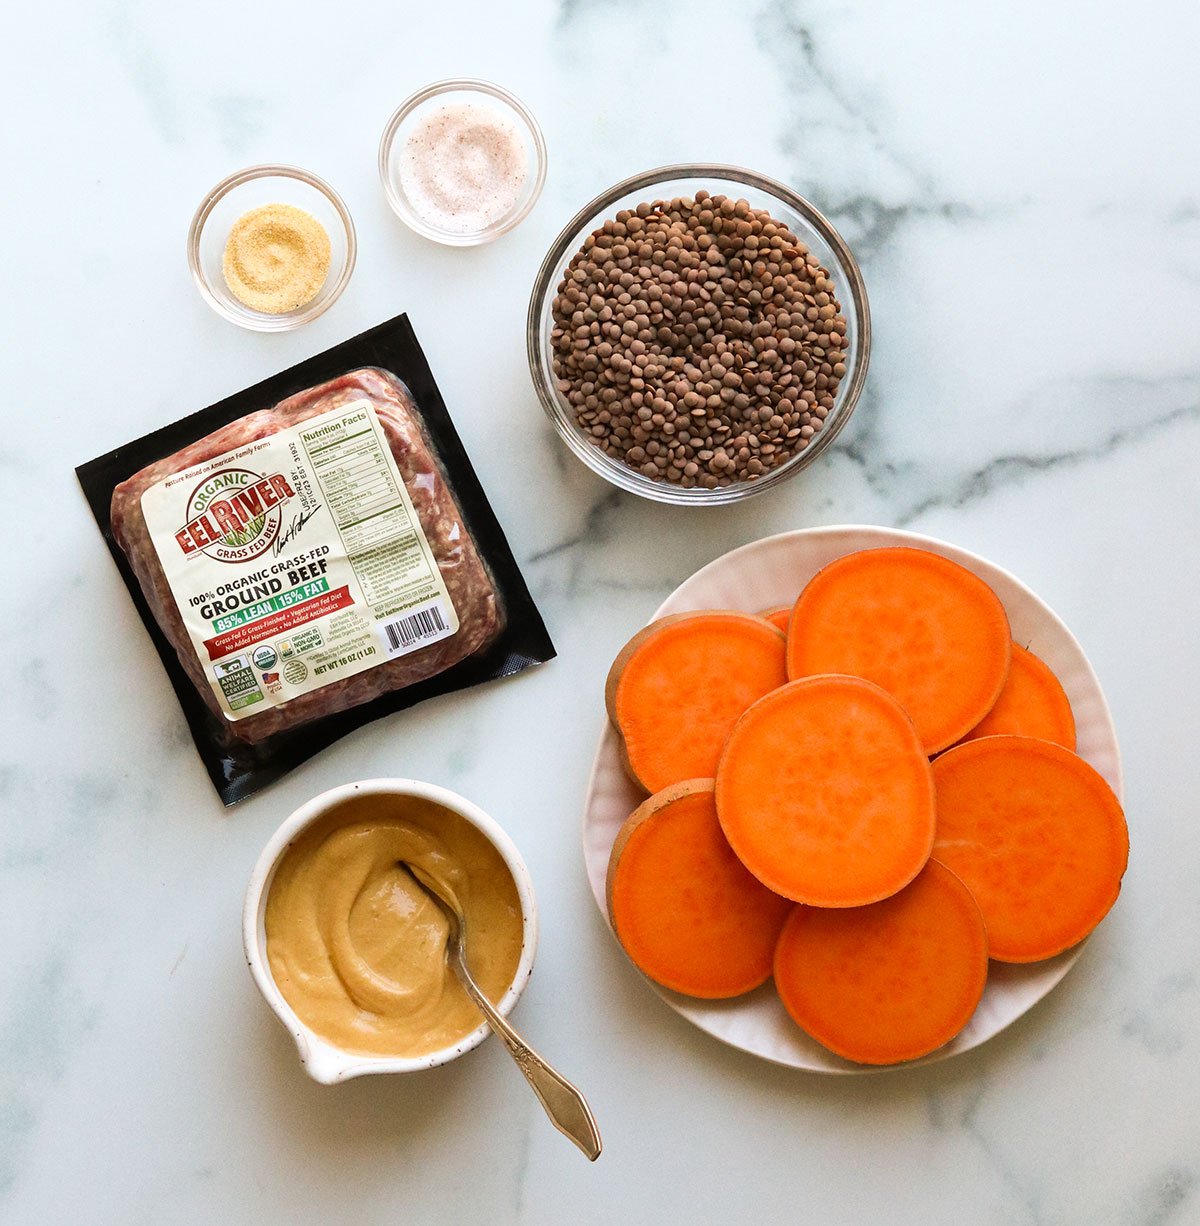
[{"x1": 550, "y1": 191, "x2": 847, "y2": 488}]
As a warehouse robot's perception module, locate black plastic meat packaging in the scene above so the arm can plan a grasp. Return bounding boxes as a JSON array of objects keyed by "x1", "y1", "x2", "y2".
[{"x1": 77, "y1": 314, "x2": 555, "y2": 805}]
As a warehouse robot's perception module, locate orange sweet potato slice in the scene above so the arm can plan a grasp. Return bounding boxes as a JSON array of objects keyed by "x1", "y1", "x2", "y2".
[
  {"x1": 932, "y1": 736, "x2": 1128, "y2": 962},
  {"x1": 606, "y1": 780, "x2": 792, "y2": 999},
  {"x1": 787, "y1": 547, "x2": 1012, "y2": 754},
  {"x1": 715, "y1": 675, "x2": 935, "y2": 906},
  {"x1": 759, "y1": 605, "x2": 792, "y2": 633},
  {"x1": 774, "y1": 859, "x2": 989, "y2": 1065},
  {"x1": 956, "y1": 642, "x2": 1076, "y2": 750},
  {"x1": 606, "y1": 612, "x2": 787, "y2": 793}
]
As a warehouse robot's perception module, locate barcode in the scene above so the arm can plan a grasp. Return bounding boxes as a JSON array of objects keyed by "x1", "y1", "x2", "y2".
[{"x1": 381, "y1": 603, "x2": 449, "y2": 654}]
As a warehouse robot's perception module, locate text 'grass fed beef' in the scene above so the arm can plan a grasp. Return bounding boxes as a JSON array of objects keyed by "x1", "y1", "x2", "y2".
[{"x1": 110, "y1": 368, "x2": 503, "y2": 743}]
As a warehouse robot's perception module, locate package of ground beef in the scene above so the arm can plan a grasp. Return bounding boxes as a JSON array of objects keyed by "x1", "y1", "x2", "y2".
[{"x1": 78, "y1": 315, "x2": 554, "y2": 804}]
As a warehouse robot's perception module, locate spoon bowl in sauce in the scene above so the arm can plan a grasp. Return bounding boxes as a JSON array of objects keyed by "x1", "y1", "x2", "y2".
[{"x1": 400, "y1": 862, "x2": 602, "y2": 1160}]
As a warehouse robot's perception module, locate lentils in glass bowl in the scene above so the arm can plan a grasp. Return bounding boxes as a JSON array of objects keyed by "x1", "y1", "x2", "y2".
[{"x1": 527, "y1": 165, "x2": 870, "y2": 505}]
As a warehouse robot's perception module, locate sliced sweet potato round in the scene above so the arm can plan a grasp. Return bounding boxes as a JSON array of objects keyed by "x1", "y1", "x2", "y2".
[
  {"x1": 606, "y1": 611, "x2": 787, "y2": 793},
  {"x1": 932, "y1": 736, "x2": 1128, "y2": 962},
  {"x1": 759, "y1": 605, "x2": 792, "y2": 634},
  {"x1": 787, "y1": 547, "x2": 1012, "y2": 754},
  {"x1": 774, "y1": 858, "x2": 989, "y2": 1065},
  {"x1": 955, "y1": 642, "x2": 1076, "y2": 750},
  {"x1": 606, "y1": 780, "x2": 792, "y2": 999},
  {"x1": 715, "y1": 675, "x2": 935, "y2": 906}
]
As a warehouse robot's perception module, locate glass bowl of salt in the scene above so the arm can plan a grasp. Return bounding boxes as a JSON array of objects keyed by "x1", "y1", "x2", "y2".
[{"x1": 378, "y1": 78, "x2": 548, "y2": 247}]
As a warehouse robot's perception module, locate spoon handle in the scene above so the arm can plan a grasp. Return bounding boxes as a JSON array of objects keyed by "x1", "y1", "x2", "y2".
[{"x1": 459, "y1": 973, "x2": 602, "y2": 1161}]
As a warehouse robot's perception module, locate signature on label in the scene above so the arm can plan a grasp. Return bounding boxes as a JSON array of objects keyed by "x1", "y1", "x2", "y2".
[{"x1": 272, "y1": 504, "x2": 323, "y2": 557}]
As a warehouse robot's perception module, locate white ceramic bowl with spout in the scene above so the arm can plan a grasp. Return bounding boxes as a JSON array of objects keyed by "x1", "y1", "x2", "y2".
[{"x1": 243, "y1": 778, "x2": 539, "y2": 1084}]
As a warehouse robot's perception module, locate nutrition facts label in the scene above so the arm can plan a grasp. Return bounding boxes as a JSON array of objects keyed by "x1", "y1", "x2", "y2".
[
  {"x1": 298, "y1": 403, "x2": 453, "y2": 614},
  {"x1": 307, "y1": 415, "x2": 404, "y2": 541}
]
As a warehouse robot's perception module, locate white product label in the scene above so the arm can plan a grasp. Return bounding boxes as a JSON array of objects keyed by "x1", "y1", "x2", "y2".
[{"x1": 140, "y1": 400, "x2": 458, "y2": 721}]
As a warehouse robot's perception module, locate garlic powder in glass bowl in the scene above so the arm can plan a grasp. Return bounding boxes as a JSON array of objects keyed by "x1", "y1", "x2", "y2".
[{"x1": 187, "y1": 164, "x2": 355, "y2": 332}]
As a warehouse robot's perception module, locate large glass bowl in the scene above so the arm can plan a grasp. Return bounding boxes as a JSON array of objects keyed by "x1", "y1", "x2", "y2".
[{"x1": 527, "y1": 165, "x2": 870, "y2": 505}]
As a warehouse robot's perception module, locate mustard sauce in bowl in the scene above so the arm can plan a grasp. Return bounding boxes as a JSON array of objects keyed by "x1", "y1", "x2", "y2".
[
  {"x1": 265, "y1": 795, "x2": 524, "y2": 1058},
  {"x1": 244, "y1": 780, "x2": 537, "y2": 1082}
]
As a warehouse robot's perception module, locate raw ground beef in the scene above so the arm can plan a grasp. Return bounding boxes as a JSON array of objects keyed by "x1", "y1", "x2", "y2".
[{"x1": 110, "y1": 367, "x2": 503, "y2": 744}]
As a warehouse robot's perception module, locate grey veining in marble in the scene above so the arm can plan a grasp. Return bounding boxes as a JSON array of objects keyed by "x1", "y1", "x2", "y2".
[{"x1": 2, "y1": 0, "x2": 1198, "y2": 1222}]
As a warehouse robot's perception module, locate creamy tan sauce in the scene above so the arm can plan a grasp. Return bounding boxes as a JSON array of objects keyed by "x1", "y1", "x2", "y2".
[{"x1": 265, "y1": 796, "x2": 524, "y2": 1057}]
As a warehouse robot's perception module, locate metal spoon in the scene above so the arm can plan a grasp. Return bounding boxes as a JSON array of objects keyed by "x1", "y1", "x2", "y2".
[{"x1": 401, "y1": 862, "x2": 602, "y2": 1161}]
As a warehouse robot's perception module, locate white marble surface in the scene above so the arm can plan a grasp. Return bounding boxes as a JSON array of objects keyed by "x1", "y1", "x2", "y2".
[{"x1": 3, "y1": 1, "x2": 1198, "y2": 1222}]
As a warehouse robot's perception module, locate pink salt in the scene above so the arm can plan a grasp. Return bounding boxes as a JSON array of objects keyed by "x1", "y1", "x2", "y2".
[{"x1": 400, "y1": 102, "x2": 529, "y2": 235}]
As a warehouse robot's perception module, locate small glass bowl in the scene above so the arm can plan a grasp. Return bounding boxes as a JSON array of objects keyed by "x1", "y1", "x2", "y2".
[
  {"x1": 187, "y1": 164, "x2": 356, "y2": 332},
  {"x1": 527, "y1": 165, "x2": 871, "y2": 506},
  {"x1": 378, "y1": 78, "x2": 547, "y2": 247}
]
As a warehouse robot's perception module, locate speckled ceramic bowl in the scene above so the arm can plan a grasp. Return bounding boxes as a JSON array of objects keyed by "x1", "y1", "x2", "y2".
[{"x1": 243, "y1": 778, "x2": 538, "y2": 1084}]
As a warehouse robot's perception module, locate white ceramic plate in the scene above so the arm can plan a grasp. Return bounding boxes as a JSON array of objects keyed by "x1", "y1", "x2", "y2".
[{"x1": 582, "y1": 525, "x2": 1123, "y2": 1073}]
